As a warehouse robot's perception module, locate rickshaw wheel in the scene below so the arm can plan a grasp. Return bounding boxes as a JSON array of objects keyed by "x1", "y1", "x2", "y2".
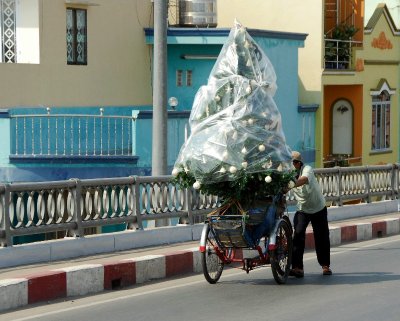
[
  {"x1": 270, "y1": 220, "x2": 293, "y2": 284},
  {"x1": 201, "y1": 223, "x2": 225, "y2": 284}
]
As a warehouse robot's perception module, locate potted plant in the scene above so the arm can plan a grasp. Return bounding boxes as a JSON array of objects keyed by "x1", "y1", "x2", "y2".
[{"x1": 325, "y1": 24, "x2": 358, "y2": 69}]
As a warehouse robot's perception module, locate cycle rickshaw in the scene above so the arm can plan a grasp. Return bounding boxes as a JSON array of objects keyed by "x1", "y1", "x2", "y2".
[{"x1": 199, "y1": 193, "x2": 293, "y2": 284}]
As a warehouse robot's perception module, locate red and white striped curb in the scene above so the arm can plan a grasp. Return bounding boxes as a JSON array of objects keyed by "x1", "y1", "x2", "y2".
[{"x1": 1, "y1": 217, "x2": 399, "y2": 312}]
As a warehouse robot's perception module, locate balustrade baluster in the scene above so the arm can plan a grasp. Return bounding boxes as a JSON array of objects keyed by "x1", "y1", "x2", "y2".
[
  {"x1": 32, "y1": 118, "x2": 35, "y2": 155},
  {"x1": 108, "y1": 118, "x2": 110, "y2": 156},
  {"x1": 93, "y1": 117, "x2": 96, "y2": 156},
  {"x1": 121, "y1": 119, "x2": 124, "y2": 155},
  {"x1": 71, "y1": 118, "x2": 74, "y2": 155},
  {"x1": 78, "y1": 118, "x2": 81, "y2": 156},
  {"x1": 86, "y1": 117, "x2": 88, "y2": 156},
  {"x1": 23, "y1": 117, "x2": 26, "y2": 155},
  {"x1": 128, "y1": 119, "x2": 132, "y2": 155},
  {"x1": 100, "y1": 108, "x2": 104, "y2": 156},
  {"x1": 15, "y1": 118, "x2": 18, "y2": 155},
  {"x1": 114, "y1": 119, "x2": 117, "y2": 155},
  {"x1": 39, "y1": 118, "x2": 43, "y2": 155},
  {"x1": 55, "y1": 118, "x2": 58, "y2": 156},
  {"x1": 47, "y1": 108, "x2": 51, "y2": 155},
  {"x1": 63, "y1": 117, "x2": 66, "y2": 156}
]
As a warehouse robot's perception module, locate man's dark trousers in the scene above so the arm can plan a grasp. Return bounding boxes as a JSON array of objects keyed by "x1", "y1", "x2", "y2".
[{"x1": 292, "y1": 207, "x2": 330, "y2": 269}]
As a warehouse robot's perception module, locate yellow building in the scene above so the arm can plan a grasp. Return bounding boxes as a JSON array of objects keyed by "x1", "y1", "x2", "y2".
[
  {"x1": 217, "y1": 0, "x2": 400, "y2": 167},
  {"x1": 323, "y1": 3, "x2": 399, "y2": 167},
  {"x1": 0, "y1": 0, "x2": 153, "y2": 108}
]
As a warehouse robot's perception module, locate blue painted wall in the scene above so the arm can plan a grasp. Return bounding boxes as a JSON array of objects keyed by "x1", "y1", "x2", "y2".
[
  {"x1": 0, "y1": 110, "x2": 11, "y2": 165},
  {"x1": 131, "y1": 110, "x2": 190, "y2": 169},
  {"x1": 162, "y1": 29, "x2": 307, "y2": 161},
  {"x1": 167, "y1": 45, "x2": 221, "y2": 110}
]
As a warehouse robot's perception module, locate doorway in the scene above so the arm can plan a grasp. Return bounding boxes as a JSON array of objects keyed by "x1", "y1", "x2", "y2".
[{"x1": 332, "y1": 99, "x2": 353, "y2": 155}]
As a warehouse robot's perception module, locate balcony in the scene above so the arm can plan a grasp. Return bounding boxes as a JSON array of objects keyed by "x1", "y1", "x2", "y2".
[
  {"x1": 324, "y1": 24, "x2": 361, "y2": 71},
  {"x1": 324, "y1": 38, "x2": 362, "y2": 70},
  {"x1": 8, "y1": 108, "x2": 138, "y2": 163}
]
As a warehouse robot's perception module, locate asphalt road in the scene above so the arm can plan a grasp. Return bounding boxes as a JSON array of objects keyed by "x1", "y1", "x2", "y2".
[{"x1": 2, "y1": 235, "x2": 400, "y2": 321}]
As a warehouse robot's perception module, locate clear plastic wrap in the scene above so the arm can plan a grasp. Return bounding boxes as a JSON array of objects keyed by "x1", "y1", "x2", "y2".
[{"x1": 174, "y1": 20, "x2": 292, "y2": 184}]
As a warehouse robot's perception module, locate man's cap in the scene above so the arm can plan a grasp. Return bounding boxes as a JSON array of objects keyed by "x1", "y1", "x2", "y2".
[{"x1": 291, "y1": 151, "x2": 303, "y2": 162}]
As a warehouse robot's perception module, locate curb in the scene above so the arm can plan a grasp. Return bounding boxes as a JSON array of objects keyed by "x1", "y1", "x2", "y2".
[{"x1": 1, "y1": 217, "x2": 399, "y2": 312}]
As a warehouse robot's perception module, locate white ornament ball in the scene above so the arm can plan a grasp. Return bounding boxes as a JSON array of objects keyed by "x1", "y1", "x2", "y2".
[
  {"x1": 241, "y1": 147, "x2": 247, "y2": 154},
  {"x1": 241, "y1": 161, "x2": 248, "y2": 169},
  {"x1": 215, "y1": 95, "x2": 221, "y2": 102},
  {"x1": 229, "y1": 166, "x2": 237, "y2": 174},
  {"x1": 248, "y1": 118, "x2": 254, "y2": 125},
  {"x1": 245, "y1": 85, "x2": 252, "y2": 94},
  {"x1": 265, "y1": 176, "x2": 272, "y2": 183},
  {"x1": 250, "y1": 79, "x2": 258, "y2": 90},
  {"x1": 220, "y1": 167, "x2": 227, "y2": 173},
  {"x1": 258, "y1": 144, "x2": 266, "y2": 152},
  {"x1": 172, "y1": 168, "x2": 179, "y2": 177},
  {"x1": 193, "y1": 181, "x2": 201, "y2": 189}
]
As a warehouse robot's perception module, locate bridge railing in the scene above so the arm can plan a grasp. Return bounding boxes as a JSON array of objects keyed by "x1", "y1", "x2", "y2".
[{"x1": 0, "y1": 164, "x2": 398, "y2": 247}]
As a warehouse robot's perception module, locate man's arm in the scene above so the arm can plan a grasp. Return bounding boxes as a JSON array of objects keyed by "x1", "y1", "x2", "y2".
[{"x1": 294, "y1": 175, "x2": 308, "y2": 188}]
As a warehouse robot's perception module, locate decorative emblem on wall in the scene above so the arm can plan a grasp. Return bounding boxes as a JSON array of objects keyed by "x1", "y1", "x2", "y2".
[
  {"x1": 355, "y1": 58, "x2": 364, "y2": 72},
  {"x1": 371, "y1": 32, "x2": 393, "y2": 49},
  {"x1": 337, "y1": 105, "x2": 349, "y2": 114}
]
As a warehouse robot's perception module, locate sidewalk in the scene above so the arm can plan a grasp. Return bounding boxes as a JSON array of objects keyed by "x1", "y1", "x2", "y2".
[{"x1": 0, "y1": 212, "x2": 399, "y2": 312}]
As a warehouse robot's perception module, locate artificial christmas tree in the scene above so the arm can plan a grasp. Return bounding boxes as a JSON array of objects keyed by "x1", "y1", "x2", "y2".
[{"x1": 172, "y1": 21, "x2": 295, "y2": 207}]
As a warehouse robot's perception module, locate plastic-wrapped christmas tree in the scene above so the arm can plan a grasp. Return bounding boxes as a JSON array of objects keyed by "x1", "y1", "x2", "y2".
[{"x1": 173, "y1": 20, "x2": 294, "y2": 205}]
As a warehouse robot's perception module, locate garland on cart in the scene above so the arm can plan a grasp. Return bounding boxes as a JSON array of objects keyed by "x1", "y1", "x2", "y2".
[
  {"x1": 172, "y1": 20, "x2": 296, "y2": 209},
  {"x1": 173, "y1": 165, "x2": 295, "y2": 207}
]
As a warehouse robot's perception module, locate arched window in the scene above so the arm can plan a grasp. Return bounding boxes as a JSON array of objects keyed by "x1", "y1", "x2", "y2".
[{"x1": 371, "y1": 80, "x2": 395, "y2": 151}]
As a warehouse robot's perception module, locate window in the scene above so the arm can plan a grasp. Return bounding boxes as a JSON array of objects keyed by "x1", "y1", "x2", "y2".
[
  {"x1": 66, "y1": 8, "x2": 87, "y2": 65},
  {"x1": 186, "y1": 70, "x2": 192, "y2": 86},
  {"x1": 1, "y1": 0, "x2": 16, "y2": 63},
  {"x1": 176, "y1": 69, "x2": 192, "y2": 87},
  {"x1": 176, "y1": 70, "x2": 183, "y2": 86},
  {"x1": 371, "y1": 90, "x2": 390, "y2": 150},
  {"x1": 0, "y1": 0, "x2": 40, "y2": 64}
]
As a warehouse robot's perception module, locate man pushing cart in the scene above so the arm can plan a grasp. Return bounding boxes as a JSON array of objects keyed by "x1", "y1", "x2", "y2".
[{"x1": 172, "y1": 21, "x2": 296, "y2": 284}]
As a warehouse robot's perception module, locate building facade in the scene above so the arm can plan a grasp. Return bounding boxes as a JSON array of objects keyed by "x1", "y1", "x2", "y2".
[
  {"x1": 322, "y1": 2, "x2": 399, "y2": 167},
  {"x1": 0, "y1": 0, "x2": 153, "y2": 107},
  {"x1": 2, "y1": 0, "x2": 398, "y2": 183},
  {"x1": 0, "y1": 0, "x2": 307, "y2": 182}
]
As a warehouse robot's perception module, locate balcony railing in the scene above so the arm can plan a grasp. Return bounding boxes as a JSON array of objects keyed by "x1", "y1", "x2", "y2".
[
  {"x1": 10, "y1": 108, "x2": 137, "y2": 160},
  {"x1": 324, "y1": 38, "x2": 362, "y2": 70}
]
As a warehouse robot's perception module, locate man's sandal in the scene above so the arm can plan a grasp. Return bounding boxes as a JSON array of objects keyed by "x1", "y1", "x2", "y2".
[
  {"x1": 289, "y1": 268, "x2": 304, "y2": 278},
  {"x1": 322, "y1": 266, "x2": 332, "y2": 275}
]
